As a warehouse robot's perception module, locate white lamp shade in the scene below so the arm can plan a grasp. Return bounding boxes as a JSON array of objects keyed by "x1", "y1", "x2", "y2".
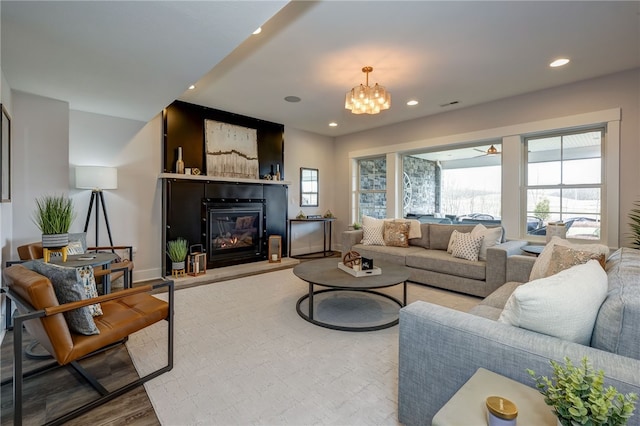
[{"x1": 75, "y1": 166, "x2": 118, "y2": 190}]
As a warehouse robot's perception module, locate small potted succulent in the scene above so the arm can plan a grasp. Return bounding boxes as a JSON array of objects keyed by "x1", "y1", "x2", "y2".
[
  {"x1": 167, "y1": 237, "x2": 189, "y2": 275},
  {"x1": 33, "y1": 194, "x2": 75, "y2": 248},
  {"x1": 528, "y1": 357, "x2": 638, "y2": 426}
]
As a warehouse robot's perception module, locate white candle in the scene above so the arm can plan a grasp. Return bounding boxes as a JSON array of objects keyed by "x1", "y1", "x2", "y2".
[
  {"x1": 353, "y1": 264, "x2": 361, "y2": 271},
  {"x1": 271, "y1": 254, "x2": 278, "y2": 261}
]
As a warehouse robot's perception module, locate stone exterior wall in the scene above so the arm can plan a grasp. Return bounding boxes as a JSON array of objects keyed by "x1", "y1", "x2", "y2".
[{"x1": 403, "y1": 156, "x2": 439, "y2": 215}]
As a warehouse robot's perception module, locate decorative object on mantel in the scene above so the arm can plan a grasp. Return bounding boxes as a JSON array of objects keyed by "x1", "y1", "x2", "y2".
[
  {"x1": 275, "y1": 164, "x2": 281, "y2": 181},
  {"x1": 175, "y1": 146, "x2": 185, "y2": 174},
  {"x1": 528, "y1": 356, "x2": 638, "y2": 426},
  {"x1": 33, "y1": 194, "x2": 75, "y2": 262},
  {"x1": 192, "y1": 168, "x2": 201, "y2": 176},
  {"x1": 187, "y1": 244, "x2": 206, "y2": 276},
  {"x1": 268, "y1": 235, "x2": 282, "y2": 263},
  {"x1": 205, "y1": 119, "x2": 259, "y2": 179},
  {"x1": 344, "y1": 66, "x2": 391, "y2": 115},
  {"x1": 167, "y1": 237, "x2": 188, "y2": 278}
]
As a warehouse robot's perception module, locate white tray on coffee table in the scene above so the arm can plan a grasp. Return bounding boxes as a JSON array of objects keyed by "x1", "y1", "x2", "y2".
[{"x1": 338, "y1": 262, "x2": 382, "y2": 277}]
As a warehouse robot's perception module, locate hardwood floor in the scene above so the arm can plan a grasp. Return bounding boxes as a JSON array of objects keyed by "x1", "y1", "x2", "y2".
[{"x1": 0, "y1": 328, "x2": 160, "y2": 425}]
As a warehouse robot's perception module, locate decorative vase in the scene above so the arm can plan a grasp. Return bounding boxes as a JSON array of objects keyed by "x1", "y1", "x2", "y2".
[{"x1": 41, "y1": 233, "x2": 69, "y2": 249}]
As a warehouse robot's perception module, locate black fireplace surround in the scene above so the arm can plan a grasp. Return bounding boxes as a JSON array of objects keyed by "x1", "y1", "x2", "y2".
[{"x1": 163, "y1": 179, "x2": 288, "y2": 274}]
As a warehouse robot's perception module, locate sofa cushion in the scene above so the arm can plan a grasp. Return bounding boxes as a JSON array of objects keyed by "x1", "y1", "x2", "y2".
[
  {"x1": 529, "y1": 236, "x2": 610, "y2": 281},
  {"x1": 408, "y1": 223, "x2": 430, "y2": 248},
  {"x1": 406, "y1": 249, "x2": 486, "y2": 281},
  {"x1": 498, "y1": 260, "x2": 607, "y2": 345},
  {"x1": 469, "y1": 281, "x2": 523, "y2": 320},
  {"x1": 352, "y1": 243, "x2": 424, "y2": 266},
  {"x1": 591, "y1": 248, "x2": 640, "y2": 360},
  {"x1": 361, "y1": 215, "x2": 386, "y2": 245}
]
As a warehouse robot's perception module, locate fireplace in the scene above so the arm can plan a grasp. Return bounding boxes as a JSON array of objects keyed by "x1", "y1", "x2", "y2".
[{"x1": 204, "y1": 198, "x2": 267, "y2": 267}]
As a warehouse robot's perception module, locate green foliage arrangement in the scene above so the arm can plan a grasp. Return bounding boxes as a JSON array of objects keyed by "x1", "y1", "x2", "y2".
[
  {"x1": 528, "y1": 357, "x2": 637, "y2": 426},
  {"x1": 33, "y1": 195, "x2": 75, "y2": 235},
  {"x1": 628, "y1": 201, "x2": 640, "y2": 248},
  {"x1": 352, "y1": 222, "x2": 362, "y2": 230},
  {"x1": 166, "y1": 238, "x2": 188, "y2": 262}
]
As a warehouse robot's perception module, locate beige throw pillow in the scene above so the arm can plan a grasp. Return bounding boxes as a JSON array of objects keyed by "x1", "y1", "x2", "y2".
[
  {"x1": 529, "y1": 236, "x2": 610, "y2": 281},
  {"x1": 544, "y1": 245, "x2": 606, "y2": 277},
  {"x1": 471, "y1": 224, "x2": 503, "y2": 261},
  {"x1": 383, "y1": 221, "x2": 410, "y2": 247},
  {"x1": 361, "y1": 215, "x2": 386, "y2": 246},
  {"x1": 451, "y1": 232, "x2": 483, "y2": 261}
]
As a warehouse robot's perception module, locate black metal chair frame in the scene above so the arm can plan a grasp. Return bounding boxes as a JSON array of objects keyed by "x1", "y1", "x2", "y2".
[{"x1": 2, "y1": 279, "x2": 174, "y2": 426}]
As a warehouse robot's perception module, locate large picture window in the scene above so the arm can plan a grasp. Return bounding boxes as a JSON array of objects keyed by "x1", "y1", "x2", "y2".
[
  {"x1": 525, "y1": 129, "x2": 603, "y2": 241},
  {"x1": 402, "y1": 144, "x2": 502, "y2": 225},
  {"x1": 357, "y1": 157, "x2": 386, "y2": 220}
]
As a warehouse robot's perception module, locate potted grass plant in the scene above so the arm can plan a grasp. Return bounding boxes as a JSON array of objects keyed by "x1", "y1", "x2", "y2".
[
  {"x1": 167, "y1": 238, "x2": 188, "y2": 275},
  {"x1": 528, "y1": 357, "x2": 637, "y2": 426},
  {"x1": 33, "y1": 194, "x2": 75, "y2": 248},
  {"x1": 628, "y1": 201, "x2": 640, "y2": 248}
]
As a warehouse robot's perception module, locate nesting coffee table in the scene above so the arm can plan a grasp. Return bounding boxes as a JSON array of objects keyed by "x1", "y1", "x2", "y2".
[{"x1": 293, "y1": 257, "x2": 411, "y2": 332}]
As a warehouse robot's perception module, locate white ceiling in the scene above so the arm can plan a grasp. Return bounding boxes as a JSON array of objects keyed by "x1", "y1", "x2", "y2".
[{"x1": 3, "y1": 1, "x2": 639, "y2": 137}]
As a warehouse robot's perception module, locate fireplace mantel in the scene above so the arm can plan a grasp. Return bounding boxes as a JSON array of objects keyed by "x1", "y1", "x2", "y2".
[{"x1": 159, "y1": 173, "x2": 291, "y2": 186}]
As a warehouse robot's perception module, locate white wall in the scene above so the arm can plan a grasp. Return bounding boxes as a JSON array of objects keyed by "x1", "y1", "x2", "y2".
[
  {"x1": 283, "y1": 127, "x2": 335, "y2": 256},
  {"x1": 69, "y1": 110, "x2": 163, "y2": 281},
  {"x1": 332, "y1": 69, "x2": 640, "y2": 248}
]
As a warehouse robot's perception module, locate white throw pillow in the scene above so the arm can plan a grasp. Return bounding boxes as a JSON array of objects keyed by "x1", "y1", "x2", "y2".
[
  {"x1": 451, "y1": 232, "x2": 483, "y2": 261},
  {"x1": 529, "y1": 236, "x2": 610, "y2": 281},
  {"x1": 498, "y1": 260, "x2": 608, "y2": 345},
  {"x1": 471, "y1": 224, "x2": 503, "y2": 261},
  {"x1": 361, "y1": 215, "x2": 386, "y2": 246}
]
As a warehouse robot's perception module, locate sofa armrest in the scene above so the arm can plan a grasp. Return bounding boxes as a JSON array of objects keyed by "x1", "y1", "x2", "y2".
[
  {"x1": 485, "y1": 240, "x2": 528, "y2": 288},
  {"x1": 506, "y1": 254, "x2": 536, "y2": 283},
  {"x1": 341, "y1": 230, "x2": 363, "y2": 253},
  {"x1": 398, "y1": 301, "x2": 640, "y2": 426}
]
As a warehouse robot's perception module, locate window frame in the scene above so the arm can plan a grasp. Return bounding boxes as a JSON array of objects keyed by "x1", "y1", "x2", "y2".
[{"x1": 523, "y1": 127, "x2": 605, "y2": 243}]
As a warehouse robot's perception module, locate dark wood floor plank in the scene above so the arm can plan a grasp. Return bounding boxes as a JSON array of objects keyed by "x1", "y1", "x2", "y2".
[{"x1": 1, "y1": 328, "x2": 160, "y2": 425}]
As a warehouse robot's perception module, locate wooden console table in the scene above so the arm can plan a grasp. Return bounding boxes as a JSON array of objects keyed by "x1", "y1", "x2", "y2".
[{"x1": 288, "y1": 218, "x2": 335, "y2": 258}]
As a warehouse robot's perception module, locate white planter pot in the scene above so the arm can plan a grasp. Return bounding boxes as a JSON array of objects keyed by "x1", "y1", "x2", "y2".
[
  {"x1": 42, "y1": 233, "x2": 69, "y2": 248},
  {"x1": 172, "y1": 261, "x2": 186, "y2": 271}
]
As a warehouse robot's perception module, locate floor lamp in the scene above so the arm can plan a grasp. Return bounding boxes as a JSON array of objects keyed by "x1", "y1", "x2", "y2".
[{"x1": 76, "y1": 166, "x2": 118, "y2": 247}]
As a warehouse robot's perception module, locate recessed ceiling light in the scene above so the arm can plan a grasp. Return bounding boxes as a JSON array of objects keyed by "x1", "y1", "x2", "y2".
[
  {"x1": 284, "y1": 96, "x2": 301, "y2": 103},
  {"x1": 329, "y1": 122, "x2": 338, "y2": 127},
  {"x1": 407, "y1": 100, "x2": 419, "y2": 106},
  {"x1": 550, "y1": 58, "x2": 570, "y2": 67},
  {"x1": 253, "y1": 27, "x2": 262, "y2": 35},
  {"x1": 188, "y1": 84, "x2": 196, "y2": 90}
]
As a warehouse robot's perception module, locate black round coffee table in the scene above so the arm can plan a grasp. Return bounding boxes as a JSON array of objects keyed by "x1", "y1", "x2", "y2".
[{"x1": 293, "y1": 257, "x2": 410, "y2": 332}]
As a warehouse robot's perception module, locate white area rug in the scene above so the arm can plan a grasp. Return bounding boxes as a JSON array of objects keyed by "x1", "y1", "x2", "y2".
[{"x1": 126, "y1": 269, "x2": 478, "y2": 425}]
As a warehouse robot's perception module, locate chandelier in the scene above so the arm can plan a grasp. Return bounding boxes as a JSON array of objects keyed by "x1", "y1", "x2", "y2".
[{"x1": 345, "y1": 66, "x2": 391, "y2": 115}]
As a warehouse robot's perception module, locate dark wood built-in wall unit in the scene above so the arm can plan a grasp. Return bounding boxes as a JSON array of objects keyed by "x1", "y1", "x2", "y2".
[{"x1": 160, "y1": 100, "x2": 288, "y2": 275}]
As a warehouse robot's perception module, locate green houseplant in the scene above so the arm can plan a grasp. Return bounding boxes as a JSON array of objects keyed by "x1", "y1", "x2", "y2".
[
  {"x1": 528, "y1": 357, "x2": 638, "y2": 426},
  {"x1": 628, "y1": 201, "x2": 640, "y2": 248},
  {"x1": 33, "y1": 194, "x2": 75, "y2": 248},
  {"x1": 167, "y1": 238, "x2": 189, "y2": 274}
]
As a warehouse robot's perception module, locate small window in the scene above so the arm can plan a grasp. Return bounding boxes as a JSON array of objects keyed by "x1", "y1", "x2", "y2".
[{"x1": 300, "y1": 168, "x2": 318, "y2": 207}]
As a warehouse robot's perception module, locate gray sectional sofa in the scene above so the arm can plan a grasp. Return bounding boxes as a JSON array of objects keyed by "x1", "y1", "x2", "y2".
[
  {"x1": 398, "y1": 247, "x2": 640, "y2": 425},
  {"x1": 342, "y1": 223, "x2": 527, "y2": 298}
]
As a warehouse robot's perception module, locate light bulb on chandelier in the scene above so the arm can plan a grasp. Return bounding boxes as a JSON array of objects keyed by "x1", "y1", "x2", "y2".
[{"x1": 345, "y1": 66, "x2": 391, "y2": 115}]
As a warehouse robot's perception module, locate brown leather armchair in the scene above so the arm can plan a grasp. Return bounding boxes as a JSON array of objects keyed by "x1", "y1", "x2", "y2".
[{"x1": 2, "y1": 264, "x2": 174, "y2": 426}]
